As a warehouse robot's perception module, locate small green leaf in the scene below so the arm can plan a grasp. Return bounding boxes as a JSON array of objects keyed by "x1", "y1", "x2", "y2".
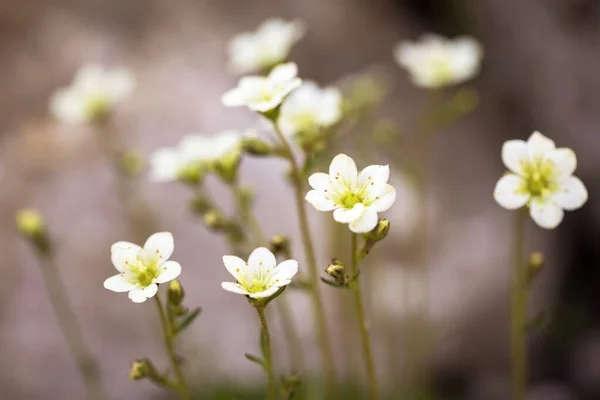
[
  {"x1": 320, "y1": 277, "x2": 346, "y2": 289},
  {"x1": 244, "y1": 353, "x2": 265, "y2": 369},
  {"x1": 173, "y1": 307, "x2": 202, "y2": 336}
]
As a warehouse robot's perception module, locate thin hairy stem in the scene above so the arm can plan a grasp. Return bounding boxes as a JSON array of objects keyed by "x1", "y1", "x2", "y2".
[{"x1": 257, "y1": 307, "x2": 277, "y2": 400}]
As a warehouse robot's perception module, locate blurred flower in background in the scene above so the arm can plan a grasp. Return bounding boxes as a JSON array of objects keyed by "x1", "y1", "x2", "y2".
[
  {"x1": 393, "y1": 34, "x2": 483, "y2": 89},
  {"x1": 49, "y1": 64, "x2": 135, "y2": 125},
  {"x1": 227, "y1": 18, "x2": 306, "y2": 75}
]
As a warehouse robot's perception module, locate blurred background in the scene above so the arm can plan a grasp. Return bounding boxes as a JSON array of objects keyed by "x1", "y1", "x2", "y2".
[{"x1": 2, "y1": 0, "x2": 600, "y2": 399}]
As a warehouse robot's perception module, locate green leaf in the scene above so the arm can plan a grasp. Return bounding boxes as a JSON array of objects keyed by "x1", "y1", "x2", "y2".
[
  {"x1": 320, "y1": 277, "x2": 346, "y2": 289},
  {"x1": 173, "y1": 307, "x2": 202, "y2": 336},
  {"x1": 244, "y1": 353, "x2": 265, "y2": 369}
]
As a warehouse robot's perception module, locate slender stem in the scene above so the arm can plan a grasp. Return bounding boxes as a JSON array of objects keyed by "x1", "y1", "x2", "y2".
[
  {"x1": 350, "y1": 233, "x2": 380, "y2": 400},
  {"x1": 272, "y1": 122, "x2": 337, "y2": 395},
  {"x1": 231, "y1": 181, "x2": 268, "y2": 246},
  {"x1": 36, "y1": 254, "x2": 107, "y2": 400},
  {"x1": 511, "y1": 208, "x2": 528, "y2": 400},
  {"x1": 276, "y1": 297, "x2": 305, "y2": 374},
  {"x1": 257, "y1": 307, "x2": 277, "y2": 400},
  {"x1": 154, "y1": 295, "x2": 191, "y2": 400}
]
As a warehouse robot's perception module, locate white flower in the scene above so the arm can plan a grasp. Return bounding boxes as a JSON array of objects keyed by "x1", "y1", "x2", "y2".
[
  {"x1": 228, "y1": 18, "x2": 306, "y2": 75},
  {"x1": 221, "y1": 247, "x2": 298, "y2": 299},
  {"x1": 493, "y1": 131, "x2": 588, "y2": 229},
  {"x1": 306, "y1": 154, "x2": 397, "y2": 233},
  {"x1": 221, "y1": 62, "x2": 302, "y2": 112},
  {"x1": 149, "y1": 131, "x2": 244, "y2": 182},
  {"x1": 279, "y1": 81, "x2": 342, "y2": 137},
  {"x1": 50, "y1": 64, "x2": 135, "y2": 124},
  {"x1": 393, "y1": 34, "x2": 482, "y2": 88},
  {"x1": 104, "y1": 232, "x2": 182, "y2": 303}
]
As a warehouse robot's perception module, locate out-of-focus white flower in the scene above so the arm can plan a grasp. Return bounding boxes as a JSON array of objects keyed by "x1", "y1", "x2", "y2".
[
  {"x1": 393, "y1": 34, "x2": 482, "y2": 88},
  {"x1": 228, "y1": 18, "x2": 306, "y2": 75},
  {"x1": 104, "y1": 232, "x2": 182, "y2": 303},
  {"x1": 494, "y1": 131, "x2": 588, "y2": 229},
  {"x1": 50, "y1": 64, "x2": 135, "y2": 124},
  {"x1": 279, "y1": 81, "x2": 342, "y2": 137},
  {"x1": 149, "y1": 131, "x2": 245, "y2": 183},
  {"x1": 221, "y1": 62, "x2": 302, "y2": 113},
  {"x1": 306, "y1": 154, "x2": 396, "y2": 233},
  {"x1": 221, "y1": 247, "x2": 298, "y2": 299}
]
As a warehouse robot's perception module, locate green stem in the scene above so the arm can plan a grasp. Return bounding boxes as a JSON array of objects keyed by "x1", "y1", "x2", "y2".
[
  {"x1": 350, "y1": 233, "x2": 380, "y2": 400},
  {"x1": 37, "y1": 254, "x2": 107, "y2": 400},
  {"x1": 257, "y1": 307, "x2": 277, "y2": 400},
  {"x1": 511, "y1": 208, "x2": 528, "y2": 400},
  {"x1": 276, "y1": 296, "x2": 305, "y2": 374},
  {"x1": 272, "y1": 122, "x2": 337, "y2": 396},
  {"x1": 231, "y1": 181, "x2": 268, "y2": 246},
  {"x1": 154, "y1": 295, "x2": 191, "y2": 400}
]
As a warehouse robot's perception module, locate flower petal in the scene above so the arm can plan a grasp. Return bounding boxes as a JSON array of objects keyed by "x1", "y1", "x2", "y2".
[
  {"x1": 329, "y1": 153, "x2": 358, "y2": 192},
  {"x1": 547, "y1": 148, "x2": 577, "y2": 181},
  {"x1": 527, "y1": 131, "x2": 555, "y2": 159},
  {"x1": 221, "y1": 281, "x2": 251, "y2": 296},
  {"x1": 222, "y1": 255, "x2": 247, "y2": 281},
  {"x1": 270, "y1": 259, "x2": 299, "y2": 286},
  {"x1": 154, "y1": 261, "x2": 182, "y2": 284},
  {"x1": 143, "y1": 232, "x2": 174, "y2": 262},
  {"x1": 349, "y1": 207, "x2": 378, "y2": 233},
  {"x1": 305, "y1": 190, "x2": 337, "y2": 211},
  {"x1": 369, "y1": 184, "x2": 396, "y2": 212},
  {"x1": 221, "y1": 88, "x2": 246, "y2": 107},
  {"x1": 142, "y1": 283, "x2": 158, "y2": 299},
  {"x1": 530, "y1": 198, "x2": 564, "y2": 229},
  {"x1": 333, "y1": 203, "x2": 365, "y2": 223},
  {"x1": 248, "y1": 247, "x2": 277, "y2": 276},
  {"x1": 268, "y1": 62, "x2": 298, "y2": 83},
  {"x1": 111, "y1": 242, "x2": 141, "y2": 272},
  {"x1": 248, "y1": 285, "x2": 280, "y2": 299},
  {"x1": 493, "y1": 174, "x2": 530, "y2": 209},
  {"x1": 103, "y1": 274, "x2": 136, "y2": 293},
  {"x1": 553, "y1": 176, "x2": 588, "y2": 211},
  {"x1": 128, "y1": 288, "x2": 149, "y2": 303},
  {"x1": 358, "y1": 165, "x2": 390, "y2": 187},
  {"x1": 501, "y1": 140, "x2": 529, "y2": 175},
  {"x1": 149, "y1": 147, "x2": 180, "y2": 182},
  {"x1": 308, "y1": 172, "x2": 331, "y2": 190}
]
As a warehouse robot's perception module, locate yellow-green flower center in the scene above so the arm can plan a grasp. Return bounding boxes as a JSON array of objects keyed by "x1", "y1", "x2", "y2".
[
  {"x1": 521, "y1": 158, "x2": 558, "y2": 198},
  {"x1": 84, "y1": 93, "x2": 110, "y2": 122},
  {"x1": 124, "y1": 252, "x2": 160, "y2": 287},
  {"x1": 340, "y1": 192, "x2": 362, "y2": 209},
  {"x1": 237, "y1": 264, "x2": 275, "y2": 294},
  {"x1": 430, "y1": 60, "x2": 454, "y2": 86}
]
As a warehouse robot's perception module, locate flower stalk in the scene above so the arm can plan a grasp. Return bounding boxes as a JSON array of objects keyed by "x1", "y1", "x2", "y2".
[
  {"x1": 256, "y1": 306, "x2": 277, "y2": 400},
  {"x1": 154, "y1": 294, "x2": 191, "y2": 400},
  {"x1": 350, "y1": 233, "x2": 379, "y2": 400},
  {"x1": 272, "y1": 122, "x2": 337, "y2": 396}
]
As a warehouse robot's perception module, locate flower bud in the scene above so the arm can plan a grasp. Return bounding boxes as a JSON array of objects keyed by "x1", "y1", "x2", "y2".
[
  {"x1": 368, "y1": 219, "x2": 390, "y2": 242},
  {"x1": 120, "y1": 149, "x2": 146, "y2": 177},
  {"x1": 189, "y1": 194, "x2": 213, "y2": 216},
  {"x1": 176, "y1": 163, "x2": 205, "y2": 186},
  {"x1": 527, "y1": 251, "x2": 544, "y2": 285},
  {"x1": 203, "y1": 210, "x2": 228, "y2": 232},
  {"x1": 16, "y1": 209, "x2": 45, "y2": 238},
  {"x1": 129, "y1": 359, "x2": 153, "y2": 380},
  {"x1": 326, "y1": 258, "x2": 346, "y2": 283},
  {"x1": 243, "y1": 137, "x2": 272, "y2": 156},
  {"x1": 167, "y1": 279, "x2": 184, "y2": 306},
  {"x1": 269, "y1": 235, "x2": 290, "y2": 256},
  {"x1": 214, "y1": 151, "x2": 241, "y2": 184}
]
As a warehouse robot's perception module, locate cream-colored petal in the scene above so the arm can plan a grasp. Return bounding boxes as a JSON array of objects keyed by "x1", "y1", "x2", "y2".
[
  {"x1": 221, "y1": 282, "x2": 251, "y2": 296},
  {"x1": 553, "y1": 176, "x2": 588, "y2": 211},
  {"x1": 143, "y1": 232, "x2": 174, "y2": 262},
  {"x1": 149, "y1": 147, "x2": 180, "y2": 182},
  {"x1": 222, "y1": 255, "x2": 246, "y2": 281},
  {"x1": 530, "y1": 198, "x2": 564, "y2": 229},
  {"x1": 547, "y1": 148, "x2": 577, "y2": 181},
  {"x1": 154, "y1": 261, "x2": 182, "y2": 284},
  {"x1": 527, "y1": 131, "x2": 555, "y2": 159},
  {"x1": 501, "y1": 140, "x2": 529, "y2": 175},
  {"x1": 305, "y1": 190, "x2": 337, "y2": 211},
  {"x1": 333, "y1": 203, "x2": 365, "y2": 223},
  {"x1": 103, "y1": 274, "x2": 136, "y2": 293},
  {"x1": 270, "y1": 259, "x2": 299, "y2": 285},
  {"x1": 111, "y1": 242, "x2": 141, "y2": 272},
  {"x1": 141, "y1": 283, "x2": 158, "y2": 299},
  {"x1": 369, "y1": 184, "x2": 396, "y2": 212},
  {"x1": 329, "y1": 154, "x2": 358, "y2": 192},
  {"x1": 221, "y1": 88, "x2": 246, "y2": 107},
  {"x1": 128, "y1": 288, "x2": 148, "y2": 303},
  {"x1": 268, "y1": 62, "x2": 298, "y2": 83},
  {"x1": 349, "y1": 207, "x2": 379, "y2": 233},
  {"x1": 248, "y1": 247, "x2": 277, "y2": 276},
  {"x1": 493, "y1": 174, "x2": 530, "y2": 209},
  {"x1": 248, "y1": 285, "x2": 280, "y2": 299},
  {"x1": 358, "y1": 164, "x2": 390, "y2": 187},
  {"x1": 308, "y1": 172, "x2": 331, "y2": 190}
]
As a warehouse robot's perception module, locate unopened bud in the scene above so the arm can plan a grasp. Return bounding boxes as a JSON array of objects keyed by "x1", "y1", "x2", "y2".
[
  {"x1": 176, "y1": 163, "x2": 204, "y2": 186},
  {"x1": 189, "y1": 194, "x2": 213, "y2": 216},
  {"x1": 269, "y1": 235, "x2": 290, "y2": 256},
  {"x1": 167, "y1": 279, "x2": 184, "y2": 306},
  {"x1": 129, "y1": 359, "x2": 153, "y2": 380},
  {"x1": 527, "y1": 251, "x2": 544, "y2": 285},
  {"x1": 214, "y1": 151, "x2": 241, "y2": 184},
  {"x1": 120, "y1": 149, "x2": 145, "y2": 177},
  {"x1": 16, "y1": 209, "x2": 45, "y2": 238},
  {"x1": 203, "y1": 210, "x2": 228, "y2": 231},
  {"x1": 368, "y1": 219, "x2": 390, "y2": 242},
  {"x1": 243, "y1": 137, "x2": 272, "y2": 156},
  {"x1": 326, "y1": 259, "x2": 346, "y2": 283}
]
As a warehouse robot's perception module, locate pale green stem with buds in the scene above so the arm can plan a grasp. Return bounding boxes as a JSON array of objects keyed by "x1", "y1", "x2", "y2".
[
  {"x1": 257, "y1": 307, "x2": 277, "y2": 400},
  {"x1": 511, "y1": 208, "x2": 529, "y2": 400},
  {"x1": 36, "y1": 254, "x2": 107, "y2": 400},
  {"x1": 154, "y1": 294, "x2": 191, "y2": 400},
  {"x1": 272, "y1": 122, "x2": 337, "y2": 396},
  {"x1": 350, "y1": 233, "x2": 379, "y2": 400}
]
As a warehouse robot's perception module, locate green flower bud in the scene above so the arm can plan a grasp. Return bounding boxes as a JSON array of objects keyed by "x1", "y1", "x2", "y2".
[
  {"x1": 326, "y1": 258, "x2": 346, "y2": 283},
  {"x1": 120, "y1": 149, "x2": 146, "y2": 177},
  {"x1": 129, "y1": 359, "x2": 153, "y2": 381},
  {"x1": 527, "y1": 251, "x2": 544, "y2": 285},
  {"x1": 176, "y1": 163, "x2": 205, "y2": 186},
  {"x1": 269, "y1": 235, "x2": 290, "y2": 256},
  {"x1": 16, "y1": 209, "x2": 45, "y2": 238},
  {"x1": 167, "y1": 279, "x2": 184, "y2": 306},
  {"x1": 189, "y1": 194, "x2": 213, "y2": 216},
  {"x1": 203, "y1": 210, "x2": 228, "y2": 231},
  {"x1": 214, "y1": 151, "x2": 242, "y2": 184},
  {"x1": 243, "y1": 137, "x2": 272, "y2": 156},
  {"x1": 366, "y1": 219, "x2": 390, "y2": 242}
]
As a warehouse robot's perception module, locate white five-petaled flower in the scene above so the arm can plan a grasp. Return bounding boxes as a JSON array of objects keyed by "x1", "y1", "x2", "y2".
[
  {"x1": 50, "y1": 64, "x2": 135, "y2": 125},
  {"x1": 228, "y1": 18, "x2": 306, "y2": 75},
  {"x1": 279, "y1": 81, "x2": 343, "y2": 137},
  {"x1": 104, "y1": 232, "x2": 182, "y2": 303},
  {"x1": 306, "y1": 154, "x2": 397, "y2": 233},
  {"x1": 221, "y1": 247, "x2": 298, "y2": 299},
  {"x1": 393, "y1": 34, "x2": 482, "y2": 89},
  {"x1": 493, "y1": 131, "x2": 588, "y2": 229},
  {"x1": 149, "y1": 131, "x2": 244, "y2": 182},
  {"x1": 221, "y1": 62, "x2": 302, "y2": 113}
]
